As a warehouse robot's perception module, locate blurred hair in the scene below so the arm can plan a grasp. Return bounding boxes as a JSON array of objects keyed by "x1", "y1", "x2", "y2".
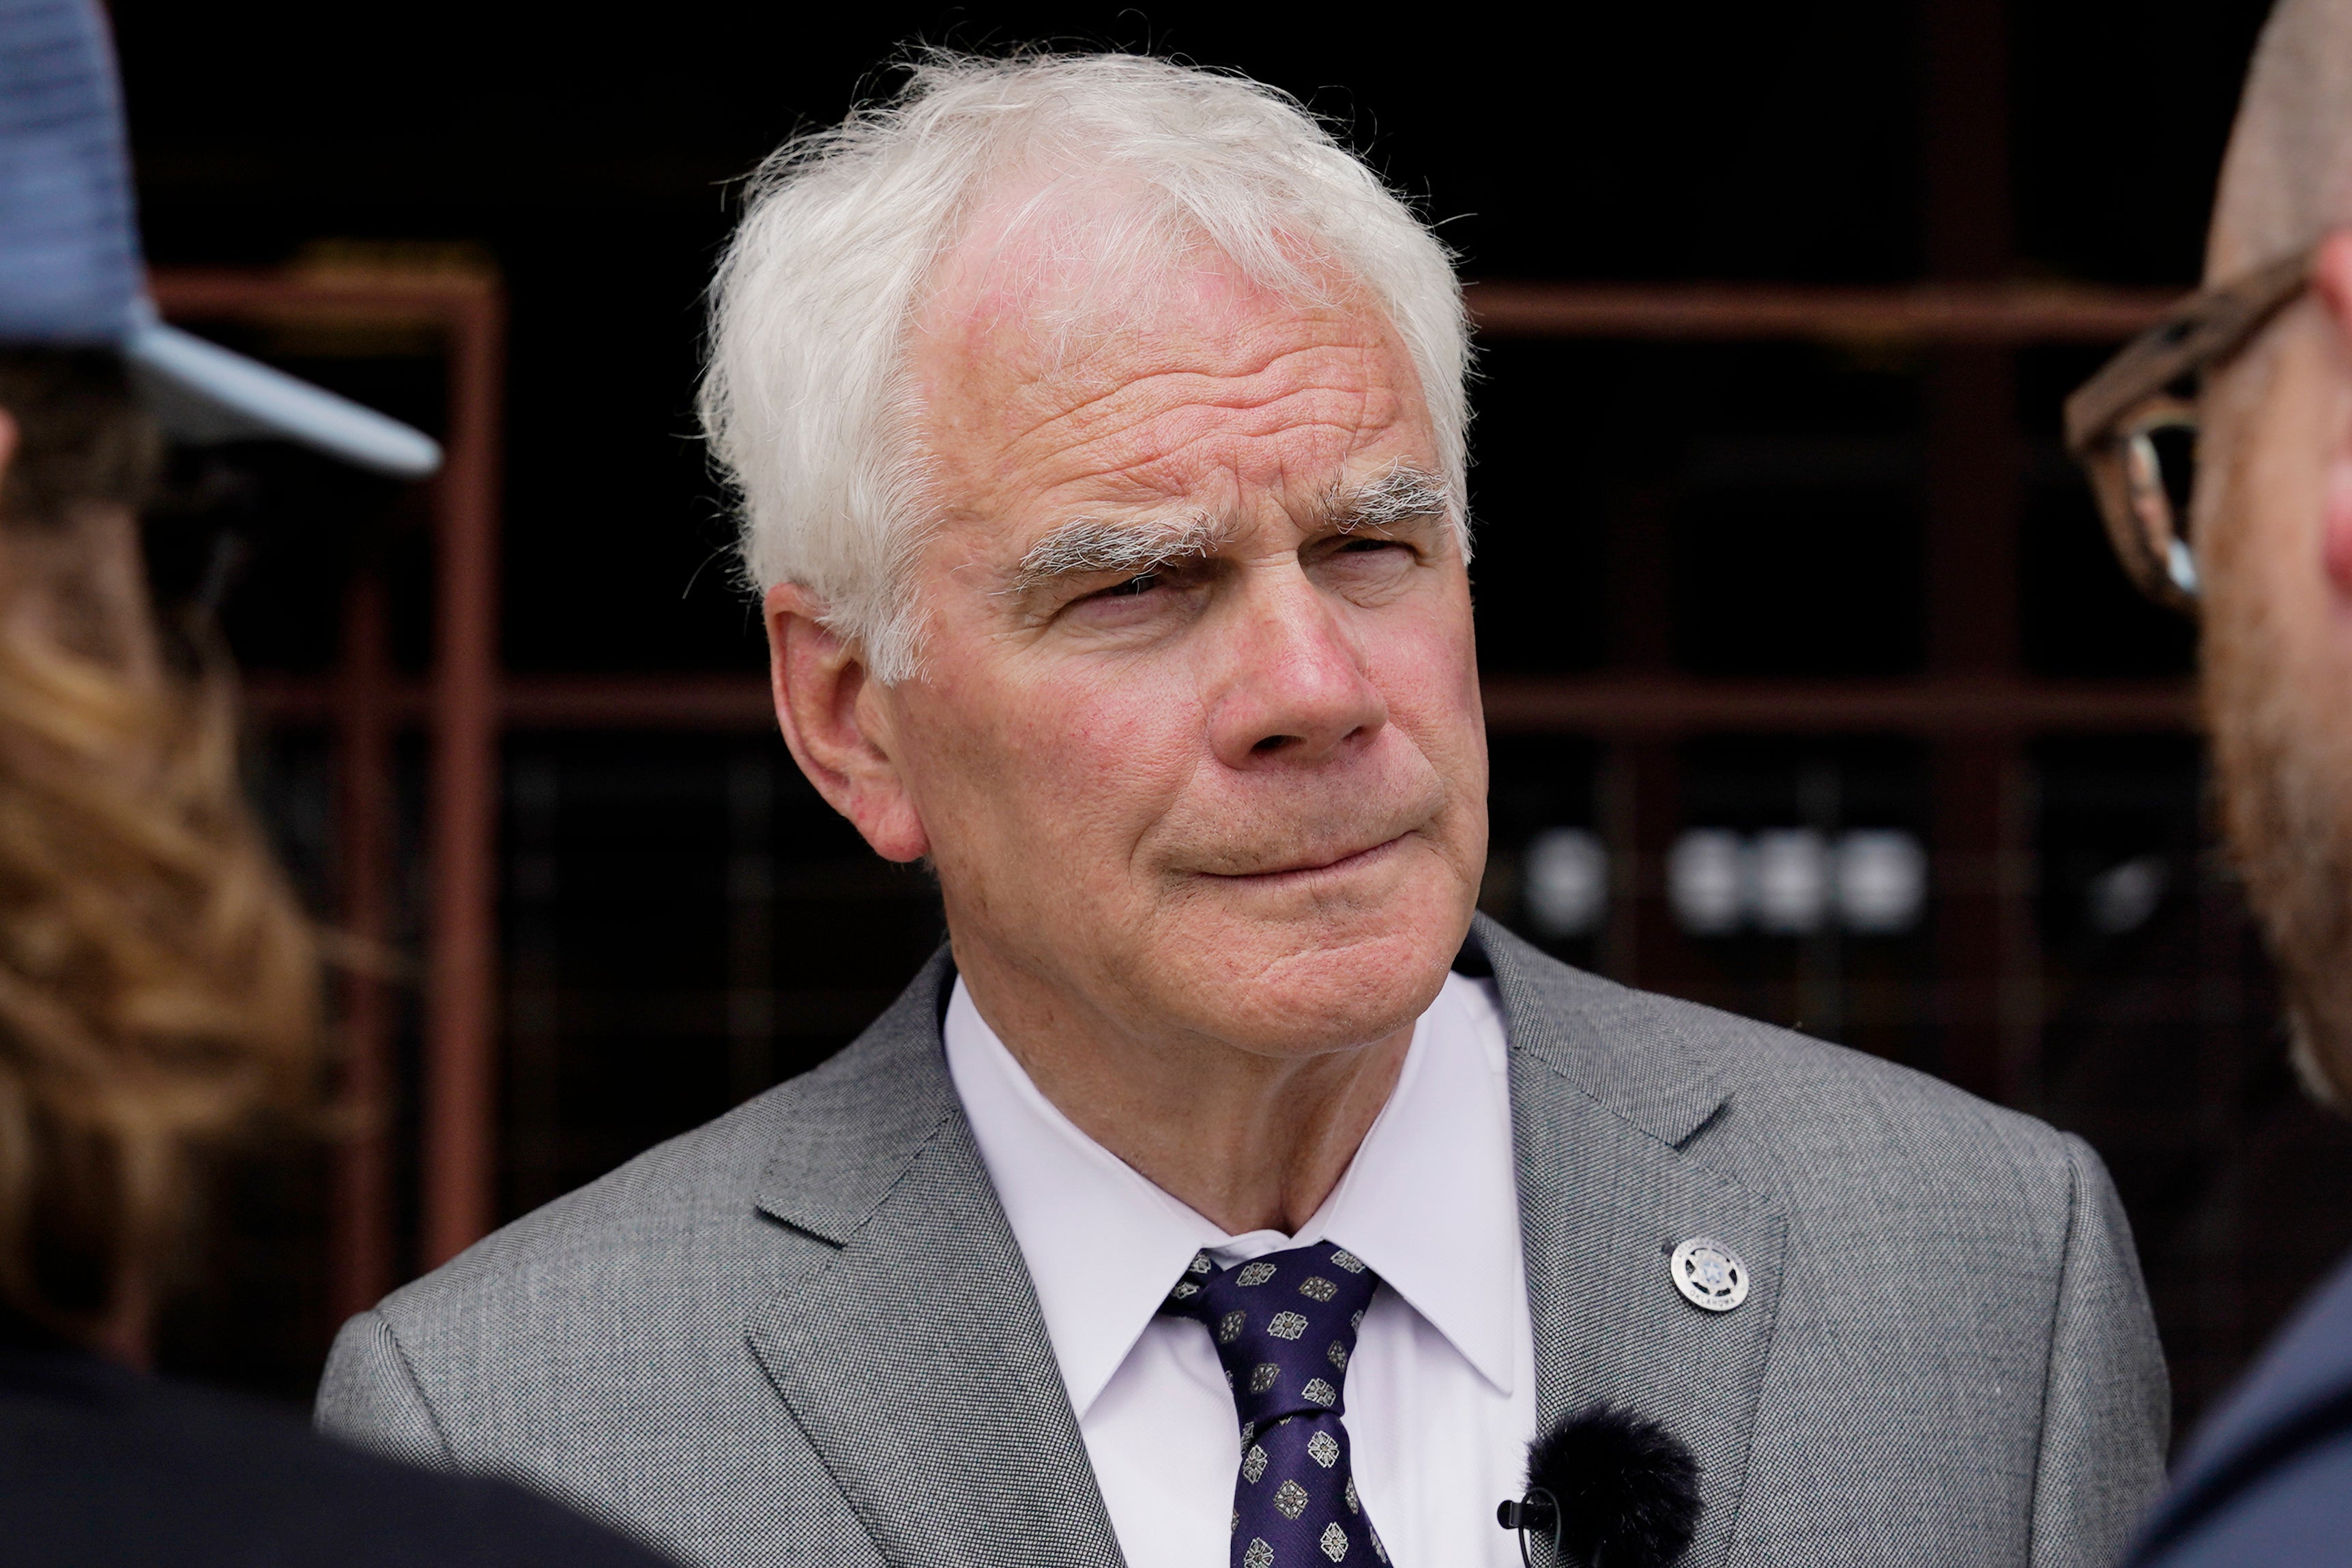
[
  {"x1": 0, "y1": 351, "x2": 159, "y2": 533},
  {"x1": 698, "y1": 50, "x2": 1472, "y2": 683},
  {"x1": 2209, "y1": 0, "x2": 2352, "y2": 274},
  {"x1": 0, "y1": 348, "x2": 319, "y2": 1344}
]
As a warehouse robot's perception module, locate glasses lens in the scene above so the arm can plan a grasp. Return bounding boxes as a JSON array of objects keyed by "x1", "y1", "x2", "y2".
[
  {"x1": 2145, "y1": 423, "x2": 2197, "y2": 524},
  {"x1": 2113, "y1": 401, "x2": 2201, "y2": 603},
  {"x1": 2135, "y1": 421, "x2": 2198, "y2": 595}
]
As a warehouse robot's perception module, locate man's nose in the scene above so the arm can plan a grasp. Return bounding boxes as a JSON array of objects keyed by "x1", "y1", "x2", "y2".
[{"x1": 1207, "y1": 572, "x2": 1389, "y2": 768}]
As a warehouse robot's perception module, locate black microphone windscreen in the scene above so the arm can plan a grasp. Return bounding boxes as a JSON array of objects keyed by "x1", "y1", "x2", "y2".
[{"x1": 1523, "y1": 1404, "x2": 1702, "y2": 1568}]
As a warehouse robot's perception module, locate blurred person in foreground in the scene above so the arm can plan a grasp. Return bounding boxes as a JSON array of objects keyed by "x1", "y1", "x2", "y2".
[
  {"x1": 0, "y1": 2, "x2": 673, "y2": 1563},
  {"x1": 2070, "y1": 1, "x2": 2352, "y2": 1560},
  {"x1": 323, "y1": 50, "x2": 2166, "y2": 1568}
]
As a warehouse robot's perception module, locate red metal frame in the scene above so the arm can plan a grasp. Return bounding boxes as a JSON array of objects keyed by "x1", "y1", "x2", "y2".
[
  {"x1": 1465, "y1": 281, "x2": 2177, "y2": 343},
  {"x1": 153, "y1": 268, "x2": 506, "y2": 1303},
  {"x1": 162, "y1": 265, "x2": 2175, "y2": 1307}
]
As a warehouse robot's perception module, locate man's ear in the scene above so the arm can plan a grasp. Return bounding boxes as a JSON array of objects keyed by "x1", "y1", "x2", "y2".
[
  {"x1": 764, "y1": 583, "x2": 931, "y2": 862},
  {"x1": 2305, "y1": 230, "x2": 2352, "y2": 600}
]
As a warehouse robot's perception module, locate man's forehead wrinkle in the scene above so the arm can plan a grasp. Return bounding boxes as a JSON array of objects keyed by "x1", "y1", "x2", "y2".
[
  {"x1": 1011, "y1": 374, "x2": 1403, "y2": 484},
  {"x1": 917, "y1": 252, "x2": 1400, "y2": 459},
  {"x1": 928, "y1": 255, "x2": 1386, "y2": 402},
  {"x1": 985, "y1": 345, "x2": 1411, "y2": 495},
  {"x1": 983, "y1": 416, "x2": 1410, "y2": 548},
  {"x1": 990, "y1": 324, "x2": 1387, "y2": 438},
  {"x1": 914, "y1": 257, "x2": 1442, "y2": 583},
  {"x1": 922, "y1": 346, "x2": 1363, "y2": 514}
]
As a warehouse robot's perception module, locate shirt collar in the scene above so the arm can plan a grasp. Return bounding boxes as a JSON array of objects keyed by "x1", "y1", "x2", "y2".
[
  {"x1": 944, "y1": 971, "x2": 1522, "y2": 1420},
  {"x1": 944, "y1": 980, "x2": 1225, "y2": 1419},
  {"x1": 1290, "y1": 974, "x2": 1522, "y2": 1397}
]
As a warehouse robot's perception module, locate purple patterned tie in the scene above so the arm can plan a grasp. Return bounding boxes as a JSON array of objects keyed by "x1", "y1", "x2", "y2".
[{"x1": 1162, "y1": 1240, "x2": 1391, "y2": 1568}]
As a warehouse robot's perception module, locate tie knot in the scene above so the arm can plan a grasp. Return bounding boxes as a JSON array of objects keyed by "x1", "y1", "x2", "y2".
[{"x1": 1163, "y1": 1240, "x2": 1381, "y2": 1429}]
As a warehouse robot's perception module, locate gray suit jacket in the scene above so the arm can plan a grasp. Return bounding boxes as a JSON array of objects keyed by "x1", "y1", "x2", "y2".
[{"x1": 317, "y1": 918, "x2": 2167, "y2": 1568}]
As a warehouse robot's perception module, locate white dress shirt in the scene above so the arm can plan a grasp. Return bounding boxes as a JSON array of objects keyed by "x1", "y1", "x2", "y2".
[{"x1": 945, "y1": 972, "x2": 1537, "y2": 1568}]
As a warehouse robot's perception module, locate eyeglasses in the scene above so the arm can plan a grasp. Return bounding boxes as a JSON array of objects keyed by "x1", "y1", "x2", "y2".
[{"x1": 2063, "y1": 244, "x2": 2315, "y2": 614}]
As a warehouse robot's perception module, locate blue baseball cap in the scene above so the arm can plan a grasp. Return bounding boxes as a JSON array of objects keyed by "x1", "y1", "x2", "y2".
[{"x1": 0, "y1": 0, "x2": 440, "y2": 478}]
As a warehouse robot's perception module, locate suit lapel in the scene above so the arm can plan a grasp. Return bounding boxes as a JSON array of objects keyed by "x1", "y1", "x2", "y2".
[
  {"x1": 1475, "y1": 918, "x2": 1787, "y2": 1568},
  {"x1": 745, "y1": 926, "x2": 1786, "y2": 1568},
  {"x1": 743, "y1": 951, "x2": 1125, "y2": 1568}
]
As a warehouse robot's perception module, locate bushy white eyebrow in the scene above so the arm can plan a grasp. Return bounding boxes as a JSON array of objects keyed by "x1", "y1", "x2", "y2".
[
  {"x1": 1006, "y1": 462, "x2": 1453, "y2": 597},
  {"x1": 1324, "y1": 462, "x2": 1451, "y2": 532},
  {"x1": 1008, "y1": 512, "x2": 1235, "y2": 596}
]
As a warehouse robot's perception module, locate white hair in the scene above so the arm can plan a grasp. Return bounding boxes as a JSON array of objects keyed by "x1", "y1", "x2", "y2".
[{"x1": 697, "y1": 51, "x2": 1472, "y2": 682}]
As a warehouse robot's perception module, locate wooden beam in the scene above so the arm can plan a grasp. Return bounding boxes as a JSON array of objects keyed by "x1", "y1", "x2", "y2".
[
  {"x1": 419, "y1": 280, "x2": 506, "y2": 1270},
  {"x1": 1922, "y1": 0, "x2": 2027, "y2": 1106},
  {"x1": 1479, "y1": 676, "x2": 2194, "y2": 735},
  {"x1": 1464, "y1": 280, "x2": 2176, "y2": 344},
  {"x1": 152, "y1": 267, "x2": 497, "y2": 324},
  {"x1": 156, "y1": 265, "x2": 510, "y2": 1276}
]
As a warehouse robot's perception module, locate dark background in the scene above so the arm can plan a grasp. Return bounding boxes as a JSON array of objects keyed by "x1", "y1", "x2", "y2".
[
  {"x1": 113, "y1": 0, "x2": 2260, "y2": 678},
  {"x1": 108, "y1": 0, "x2": 2339, "y2": 1447}
]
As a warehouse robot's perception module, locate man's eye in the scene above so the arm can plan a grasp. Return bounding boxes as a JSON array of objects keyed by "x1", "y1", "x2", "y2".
[
  {"x1": 1103, "y1": 570, "x2": 1161, "y2": 598},
  {"x1": 1331, "y1": 538, "x2": 1410, "y2": 562}
]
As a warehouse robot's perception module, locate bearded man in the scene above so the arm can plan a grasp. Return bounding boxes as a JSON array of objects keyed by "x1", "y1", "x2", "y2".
[
  {"x1": 2068, "y1": 2, "x2": 2352, "y2": 1561},
  {"x1": 321, "y1": 53, "x2": 2166, "y2": 1568}
]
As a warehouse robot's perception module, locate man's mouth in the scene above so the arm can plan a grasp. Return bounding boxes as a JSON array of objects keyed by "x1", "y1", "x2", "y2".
[{"x1": 1195, "y1": 832, "x2": 1410, "y2": 883}]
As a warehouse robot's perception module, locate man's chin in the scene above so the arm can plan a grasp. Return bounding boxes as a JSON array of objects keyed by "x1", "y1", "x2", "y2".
[{"x1": 1140, "y1": 901, "x2": 1470, "y2": 1056}]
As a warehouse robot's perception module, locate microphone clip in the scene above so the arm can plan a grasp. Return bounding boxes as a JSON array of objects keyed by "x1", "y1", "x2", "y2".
[
  {"x1": 1496, "y1": 1487, "x2": 1565, "y2": 1566},
  {"x1": 1494, "y1": 1403, "x2": 1702, "y2": 1568}
]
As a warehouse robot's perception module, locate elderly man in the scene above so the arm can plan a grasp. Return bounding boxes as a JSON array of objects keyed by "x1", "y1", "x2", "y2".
[
  {"x1": 320, "y1": 54, "x2": 2166, "y2": 1568},
  {"x1": 2066, "y1": 2, "x2": 2352, "y2": 1560}
]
